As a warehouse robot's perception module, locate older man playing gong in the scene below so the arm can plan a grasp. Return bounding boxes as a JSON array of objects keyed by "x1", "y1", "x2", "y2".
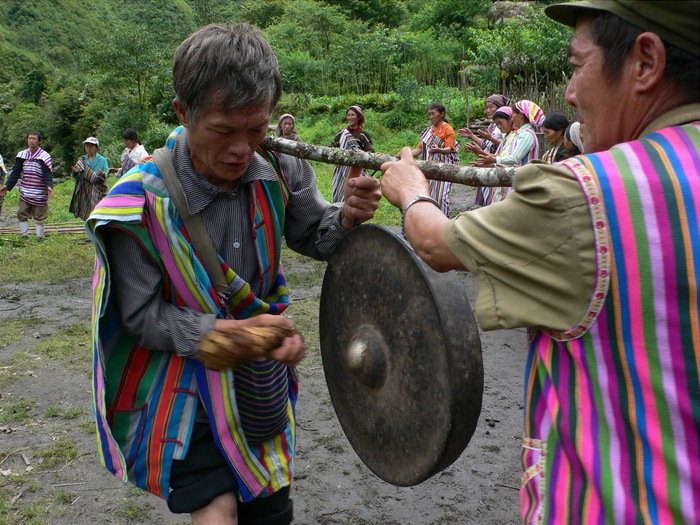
[{"x1": 87, "y1": 23, "x2": 380, "y2": 525}]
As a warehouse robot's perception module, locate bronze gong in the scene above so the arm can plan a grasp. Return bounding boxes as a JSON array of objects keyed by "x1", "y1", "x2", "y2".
[{"x1": 319, "y1": 224, "x2": 484, "y2": 486}]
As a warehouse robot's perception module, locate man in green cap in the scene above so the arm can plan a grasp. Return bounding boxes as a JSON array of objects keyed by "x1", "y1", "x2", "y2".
[{"x1": 381, "y1": 1, "x2": 699, "y2": 523}]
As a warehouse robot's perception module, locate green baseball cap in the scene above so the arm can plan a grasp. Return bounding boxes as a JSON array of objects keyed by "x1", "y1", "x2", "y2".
[{"x1": 545, "y1": 0, "x2": 700, "y2": 57}]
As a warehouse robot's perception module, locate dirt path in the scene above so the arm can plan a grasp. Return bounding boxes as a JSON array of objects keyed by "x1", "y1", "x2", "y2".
[{"x1": 0, "y1": 184, "x2": 526, "y2": 524}]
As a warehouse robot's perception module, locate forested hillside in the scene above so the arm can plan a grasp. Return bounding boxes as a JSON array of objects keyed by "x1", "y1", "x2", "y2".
[{"x1": 0, "y1": 0, "x2": 572, "y2": 171}]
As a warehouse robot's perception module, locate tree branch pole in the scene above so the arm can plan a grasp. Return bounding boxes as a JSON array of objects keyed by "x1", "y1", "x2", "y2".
[{"x1": 260, "y1": 136, "x2": 515, "y2": 187}]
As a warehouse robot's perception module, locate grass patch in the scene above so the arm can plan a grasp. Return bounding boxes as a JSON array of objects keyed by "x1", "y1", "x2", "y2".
[
  {"x1": 26, "y1": 481, "x2": 43, "y2": 493},
  {"x1": 34, "y1": 436, "x2": 79, "y2": 469},
  {"x1": 0, "y1": 318, "x2": 29, "y2": 349},
  {"x1": 0, "y1": 399, "x2": 36, "y2": 423},
  {"x1": 53, "y1": 489, "x2": 74, "y2": 504},
  {"x1": 0, "y1": 351, "x2": 36, "y2": 390},
  {"x1": 0, "y1": 180, "x2": 97, "y2": 284},
  {"x1": 0, "y1": 233, "x2": 95, "y2": 283},
  {"x1": 119, "y1": 498, "x2": 154, "y2": 521},
  {"x1": 12, "y1": 503, "x2": 49, "y2": 524},
  {"x1": 34, "y1": 320, "x2": 91, "y2": 372},
  {"x1": 43, "y1": 405, "x2": 85, "y2": 419},
  {"x1": 78, "y1": 420, "x2": 96, "y2": 434}
]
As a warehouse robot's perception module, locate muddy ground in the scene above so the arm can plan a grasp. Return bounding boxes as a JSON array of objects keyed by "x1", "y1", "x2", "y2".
[{"x1": 0, "y1": 184, "x2": 526, "y2": 524}]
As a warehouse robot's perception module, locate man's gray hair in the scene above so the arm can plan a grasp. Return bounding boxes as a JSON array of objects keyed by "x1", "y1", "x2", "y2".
[{"x1": 172, "y1": 23, "x2": 282, "y2": 124}]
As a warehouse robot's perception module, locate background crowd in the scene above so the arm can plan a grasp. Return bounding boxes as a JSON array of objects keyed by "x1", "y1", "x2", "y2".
[{"x1": 0, "y1": 94, "x2": 582, "y2": 240}]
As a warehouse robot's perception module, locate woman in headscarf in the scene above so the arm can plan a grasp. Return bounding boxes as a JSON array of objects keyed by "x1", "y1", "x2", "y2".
[
  {"x1": 330, "y1": 105, "x2": 373, "y2": 202},
  {"x1": 411, "y1": 102, "x2": 459, "y2": 215},
  {"x1": 459, "y1": 94, "x2": 510, "y2": 154},
  {"x1": 474, "y1": 100, "x2": 545, "y2": 203},
  {"x1": 564, "y1": 121, "x2": 584, "y2": 156},
  {"x1": 503, "y1": 99, "x2": 545, "y2": 164},
  {"x1": 275, "y1": 113, "x2": 301, "y2": 142},
  {"x1": 476, "y1": 100, "x2": 545, "y2": 168},
  {"x1": 69, "y1": 136, "x2": 109, "y2": 220},
  {"x1": 109, "y1": 129, "x2": 149, "y2": 178},
  {"x1": 459, "y1": 94, "x2": 510, "y2": 206},
  {"x1": 540, "y1": 113, "x2": 571, "y2": 163},
  {"x1": 474, "y1": 106, "x2": 519, "y2": 205}
]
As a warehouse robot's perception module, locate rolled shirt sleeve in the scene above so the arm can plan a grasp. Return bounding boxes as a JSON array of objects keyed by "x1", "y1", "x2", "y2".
[
  {"x1": 443, "y1": 162, "x2": 596, "y2": 332},
  {"x1": 278, "y1": 153, "x2": 348, "y2": 260}
]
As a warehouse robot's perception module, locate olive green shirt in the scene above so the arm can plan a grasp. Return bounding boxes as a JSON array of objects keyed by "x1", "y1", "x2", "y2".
[{"x1": 444, "y1": 103, "x2": 700, "y2": 331}]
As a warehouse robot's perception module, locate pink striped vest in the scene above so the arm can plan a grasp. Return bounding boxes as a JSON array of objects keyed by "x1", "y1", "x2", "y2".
[{"x1": 520, "y1": 123, "x2": 700, "y2": 524}]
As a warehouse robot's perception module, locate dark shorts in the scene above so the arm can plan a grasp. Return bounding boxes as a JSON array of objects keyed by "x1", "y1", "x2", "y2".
[
  {"x1": 17, "y1": 199, "x2": 48, "y2": 221},
  {"x1": 168, "y1": 421, "x2": 293, "y2": 524}
]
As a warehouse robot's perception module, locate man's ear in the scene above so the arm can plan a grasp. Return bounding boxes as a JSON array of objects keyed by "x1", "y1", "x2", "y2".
[
  {"x1": 632, "y1": 32, "x2": 667, "y2": 93},
  {"x1": 172, "y1": 98, "x2": 189, "y2": 127}
]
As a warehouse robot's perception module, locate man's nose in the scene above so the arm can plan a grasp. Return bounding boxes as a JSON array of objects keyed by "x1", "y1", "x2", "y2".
[
  {"x1": 226, "y1": 137, "x2": 248, "y2": 156},
  {"x1": 565, "y1": 78, "x2": 576, "y2": 107}
]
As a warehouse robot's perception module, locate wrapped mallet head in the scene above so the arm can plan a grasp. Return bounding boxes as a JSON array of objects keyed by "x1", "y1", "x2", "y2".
[{"x1": 198, "y1": 325, "x2": 297, "y2": 370}]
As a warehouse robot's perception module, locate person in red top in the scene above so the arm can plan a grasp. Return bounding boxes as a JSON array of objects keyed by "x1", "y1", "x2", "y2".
[{"x1": 411, "y1": 102, "x2": 459, "y2": 215}]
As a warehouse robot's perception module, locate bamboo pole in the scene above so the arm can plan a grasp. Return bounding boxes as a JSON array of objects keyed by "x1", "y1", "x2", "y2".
[{"x1": 260, "y1": 136, "x2": 515, "y2": 187}]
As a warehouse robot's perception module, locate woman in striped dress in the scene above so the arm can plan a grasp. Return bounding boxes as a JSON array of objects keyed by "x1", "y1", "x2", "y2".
[
  {"x1": 459, "y1": 94, "x2": 510, "y2": 206},
  {"x1": 275, "y1": 113, "x2": 302, "y2": 142},
  {"x1": 475, "y1": 100, "x2": 545, "y2": 203},
  {"x1": 69, "y1": 137, "x2": 109, "y2": 220},
  {"x1": 330, "y1": 105, "x2": 373, "y2": 202},
  {"x1": 411, "y1": 103, "x2": 459, "y2": 215},
  {"x1": 467, "y1": 106, "x2": 518, "y2": 206}
]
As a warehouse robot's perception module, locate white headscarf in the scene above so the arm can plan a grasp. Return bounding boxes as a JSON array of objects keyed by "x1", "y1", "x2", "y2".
[{"x1": 569, "y1": 121, "x2": 584, "y2": 153}]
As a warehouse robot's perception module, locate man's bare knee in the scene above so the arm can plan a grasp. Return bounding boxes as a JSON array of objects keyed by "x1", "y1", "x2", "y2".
[{"x1": 191, "y1": 491, "x2": 238, "y2": 525}]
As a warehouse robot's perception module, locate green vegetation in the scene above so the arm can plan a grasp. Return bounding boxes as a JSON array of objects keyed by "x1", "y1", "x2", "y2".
[
  {"x1": 34, "y1": 436, "x2": 79, "y2": 469},
  {"x1": 0, "y1": 351, "x2": 35, "y2": 390},
  {"x1": 42, "y1": 406, "x2": 85, "y2": 420},
  {"x1": 34, "y1": 321, "x2": 92, "y2": 371},
  {"x1": 0, "y1": 0, "x2": 572, "y2": 172},
  {"x1": 0, "y1": 399, "x2": 36, "y2": 424},
  {"x1": 119, "y1": 499, "x2": 155, "y2": 521},
  {"x1": 0, "y1": 318, "x2": 27, "y2": 348},
  {"x1": 0, "y1": 180, "x2": 96, "y2": 282}
]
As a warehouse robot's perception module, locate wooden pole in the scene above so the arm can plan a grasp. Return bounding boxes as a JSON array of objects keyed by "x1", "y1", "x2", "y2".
[{"x1": 260, "y1": 136, "x2": 515, "y2": 187}]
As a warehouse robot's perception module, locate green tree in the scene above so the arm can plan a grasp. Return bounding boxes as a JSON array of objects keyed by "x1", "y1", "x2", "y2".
[
  {"x1": 324, "y1": 0, "x2": 407, "y2": 28},
  {"x1": 464, "y1": 6, "x2": 572, "y2": 101},
  {"x1": 19, "y1": 69, "x2": 47, "y2": 104},
  {"x1": 239, "y1": 0, "x2": 288, "y2": 28},
  {"x1": 409, "y1": 0, "x2": 491, "y2": 41},
  {"x1": 87, "y1": 26, "x2": 170, "y2": 111}
]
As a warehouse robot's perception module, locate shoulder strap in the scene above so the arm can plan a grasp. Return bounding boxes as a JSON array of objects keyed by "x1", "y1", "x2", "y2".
[
  {"x1": 152, "y1": 147, "x2": 229, "y2": 294},
  {"x1": 256, "y1": 146, "x2": 291, "y2": 205}
]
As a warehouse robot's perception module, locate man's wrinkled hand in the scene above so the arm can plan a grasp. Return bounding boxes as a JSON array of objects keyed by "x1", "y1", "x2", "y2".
[
  {"x1": 199, "y1": 315, "x2": 307, "y2": 369},
  {"x1": 340, "y1": 170, "x2": 381, "y2": 229},
  {"x1": 380, "y1": 147, "x2": 430, "y2": 209}
]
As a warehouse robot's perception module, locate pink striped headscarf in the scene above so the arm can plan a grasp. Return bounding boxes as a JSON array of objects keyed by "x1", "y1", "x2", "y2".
[
  {"x1": 514, "y1": 100, "x2": 546, "y2": 127},
  {"x1": 494, "y1": 106, "x2": 513, "y2": 118}
]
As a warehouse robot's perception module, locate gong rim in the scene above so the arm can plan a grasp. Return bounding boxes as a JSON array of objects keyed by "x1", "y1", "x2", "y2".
[{"x1": 319, "y1": 224, "x2": 483, "y2": 486}]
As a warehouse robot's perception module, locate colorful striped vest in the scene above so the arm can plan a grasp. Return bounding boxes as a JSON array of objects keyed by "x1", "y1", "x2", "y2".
[
  {"x1": 16, "y1": 147, "x2": 52, "y2": 205},
  {"x1": 86, "y1": 128, "x2": 297, "y2": 502},
  {"x1": 520, "y1": 123, "x2": 700, "y2": 524}
]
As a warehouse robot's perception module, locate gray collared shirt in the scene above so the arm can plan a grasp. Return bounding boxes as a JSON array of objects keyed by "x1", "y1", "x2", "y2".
[{"x1": 103, "y1": 128, "x2": 347, "y2": 357}]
